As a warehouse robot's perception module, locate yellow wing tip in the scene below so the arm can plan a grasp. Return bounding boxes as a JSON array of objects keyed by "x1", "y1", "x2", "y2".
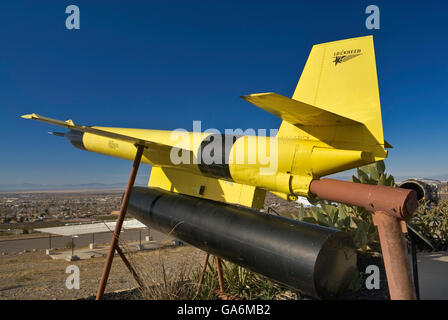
[
  {"x1": 21, "y1": 113, "x2": 39, "y2": 119},
  {"x1": 314, "y1": 35, "x2": 374, "y2": 47},
  {"x1": 384, "y1": 140, "x2": 393, "y2": 149},
  {"x1": 241, "y1": 92, "x2": 274, "y2": 99}
]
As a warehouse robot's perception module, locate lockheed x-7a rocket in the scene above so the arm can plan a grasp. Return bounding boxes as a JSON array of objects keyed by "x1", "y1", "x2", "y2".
[
  {"x1": 22, "y1": 36, "x2": 391, "y2": 298},
  {"x1": 23, "y1": 36, "x2": 389, "y2": 206}
]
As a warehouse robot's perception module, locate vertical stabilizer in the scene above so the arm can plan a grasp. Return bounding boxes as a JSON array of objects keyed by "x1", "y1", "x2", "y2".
[{"x1": 278, "y1": 36, "x2": 385, "y2": 153}]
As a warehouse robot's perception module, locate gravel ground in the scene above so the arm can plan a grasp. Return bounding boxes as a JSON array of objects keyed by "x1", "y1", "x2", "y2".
[{"x1": 0, "y1": 245, "x2": 205, "y2": 300}]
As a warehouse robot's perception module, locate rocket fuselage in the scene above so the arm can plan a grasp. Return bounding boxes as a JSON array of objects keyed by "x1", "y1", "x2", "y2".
[{"x1": 66, "y1": 129, "x2": 373, "y2": 197}]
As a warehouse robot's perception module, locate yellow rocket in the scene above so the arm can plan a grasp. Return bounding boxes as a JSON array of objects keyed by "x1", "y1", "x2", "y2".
[{"x1": 22, "y1": 36, "x2": 390, "y2": 209}]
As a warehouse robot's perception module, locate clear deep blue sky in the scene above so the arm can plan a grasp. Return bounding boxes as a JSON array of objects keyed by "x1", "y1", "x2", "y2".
[{"x1": 0, "y1": 0, "x2": 447, "y2": 186}]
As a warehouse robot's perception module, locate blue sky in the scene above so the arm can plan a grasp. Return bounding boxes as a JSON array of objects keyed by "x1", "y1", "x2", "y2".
[{"x1": 0, "y1": 0, "x2": 447, "y2": 186}]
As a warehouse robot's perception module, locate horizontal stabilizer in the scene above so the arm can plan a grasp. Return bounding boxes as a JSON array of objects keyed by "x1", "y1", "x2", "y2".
[{"x1": 241, "y1": 93, "x2": 362, "y2": 127}]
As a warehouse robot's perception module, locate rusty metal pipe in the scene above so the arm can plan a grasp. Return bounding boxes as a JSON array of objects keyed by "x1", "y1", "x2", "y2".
[
  {"x1": 194, "y1": 252, "x2": 210, "y2": 299},
  {"x1": 310, "y1": 178, "x2": 418, "y2": 300},
  {"x1": 96, "y1": 145, "x2": 145, "y2": 300},
  {"x1": 309, "y1": 178, "x2": 418, "y2": 220},
  {"x1": 216, "y1": 257, "x2": 225, "y2": 294},
  {"x1": 373, "y1": 211, "x2": 416, "y2": 300},
  {"x1": 115, "y1": 245, "x2": 146, "y2": 290}
]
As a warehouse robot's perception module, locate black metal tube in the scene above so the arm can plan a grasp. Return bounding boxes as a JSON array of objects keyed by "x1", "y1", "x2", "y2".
[
  {"x1": 128, "y1": 187, "x2": 357, "y2": 299},
  {"x1": 410, "y1": 238, "x2": 420, "y2": 300}
]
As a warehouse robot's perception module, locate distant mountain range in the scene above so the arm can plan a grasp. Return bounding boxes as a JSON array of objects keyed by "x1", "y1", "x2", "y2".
[
  {"x1": 331, "y1": 173, "x2": 448, "y2": 183},
  {"x1": 0, "y1": 182, "x2": 146, "y2": 192},
  {"x1": 397, "y1": 174, "x2": 448, "y2": 182},
  {"x1": 1, "y1": 173, "x2": 446, "y2": 192}
]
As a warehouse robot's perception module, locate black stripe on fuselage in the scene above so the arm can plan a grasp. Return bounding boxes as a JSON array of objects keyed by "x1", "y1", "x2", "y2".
[
  {"x1": 197, "y1": 134, "x2": 240, "y2": 181},
  {"x1": 65, "y1": 130, "x2": 86, "y2": 150}
]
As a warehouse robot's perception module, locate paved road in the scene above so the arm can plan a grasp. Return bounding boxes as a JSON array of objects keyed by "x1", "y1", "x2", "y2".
[
  {"x1": 418, "y1": 252, "x2": 448, "y2": 300},
  {"x1": 0, "y1": 229, "x2": 168, "y2": 255}
]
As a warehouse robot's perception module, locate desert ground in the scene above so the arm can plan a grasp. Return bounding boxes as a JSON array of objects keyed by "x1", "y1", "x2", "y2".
[{"x1": 0, "y1": 244, "x2": 205, "y2": 300}]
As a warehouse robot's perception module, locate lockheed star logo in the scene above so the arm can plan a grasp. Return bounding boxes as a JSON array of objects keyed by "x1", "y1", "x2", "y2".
[{"x1": 332, "y1": 49, "x2": 362, "y2": 66}]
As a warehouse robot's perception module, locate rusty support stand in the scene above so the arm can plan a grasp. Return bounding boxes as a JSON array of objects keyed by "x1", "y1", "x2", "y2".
[
  {"x1": 309, "y1": 178, "x2": 418, "y2": 300},
  {"x1": 373, "y1": 211, "x2": 416, "y2": 300},
  {"x1": 195, "y1": 254, "x2": 233, "y2": 300},
  {"x1": 96, "y1": 145, "x2": 145, "y2": 300},
  {"x1": 215, "y1": 257, "x2": 225, "y2": 294},
  {"x1": 115, "y1": 246, "x2": 146, "y2": 290},
  {"x1": 194, "y1": 253, "x2": 210, "y2": 299}
]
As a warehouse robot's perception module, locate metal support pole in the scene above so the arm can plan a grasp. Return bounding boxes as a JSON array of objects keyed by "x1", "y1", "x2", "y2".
[
  {"x1": 373, "y1": 211, "x2": 416, "y2": 300},
  {"x1": 309, "y1": 178, "x2": 418, "y2": 300},
  {"x1": 115, "y1": 245, "x2": 146, "y2": 289},
  {"x1": 96, "y1": 145, "x2": 145, "y2": 300},
  {"x1": 71, "y1": 237, "x2": 74, "y2": 256},
  {"x1": 216, "y1": 257, "x2": 225, "y2": 294},
  {"x1": 309, "y1": 178, "x2": 418, "y2": 220},
  {"x1": 194, "y1": 252, "x2": 210, "y2": 299},
  {"x1": 49, "y1": 234, "x2": 51, "y2": 250},
  {"x1": 409, "y1": 233, "x2": 420, "y2": 300},
  {"x1": 406, "y1": 224, "x2": 432, "y2": 300}
]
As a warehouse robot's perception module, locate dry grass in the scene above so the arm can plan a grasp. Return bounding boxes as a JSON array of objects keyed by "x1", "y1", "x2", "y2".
[
  {"x1": 137, "y1": 257, "x2": 196, "y2": 300},
  {"x1": 116, "y1": 235, "x2": 198, "y2": 300}
]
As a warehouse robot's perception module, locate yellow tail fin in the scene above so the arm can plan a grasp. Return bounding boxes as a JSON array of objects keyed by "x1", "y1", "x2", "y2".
[{"x1": 277, "y1": 36, "x2": 386, "y2": 156}]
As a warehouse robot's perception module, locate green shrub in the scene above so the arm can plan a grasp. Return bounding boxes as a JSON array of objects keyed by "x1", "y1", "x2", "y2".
[
  {"x1": 409, "y1": 199, "x2": 448, "y2": 251},
  {"x1": 191, "y1": 258, "x2": 293, "y2": 300},
  {"x1": 21, "y1": 227, "x2": 34, "y2": 234}
]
